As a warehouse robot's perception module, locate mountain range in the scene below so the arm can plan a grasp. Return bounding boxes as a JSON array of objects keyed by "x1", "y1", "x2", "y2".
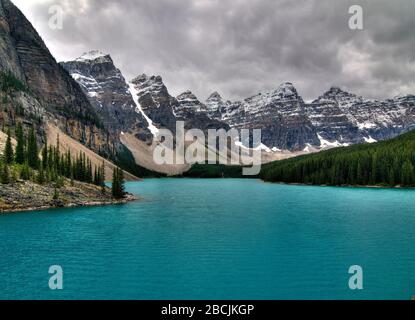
[
  {"x1": 62, "y1": 51, "x2": 415, "y2": 153},
  {"x1": 1, "y1": 0, "x2": 414, "y2": 177}
]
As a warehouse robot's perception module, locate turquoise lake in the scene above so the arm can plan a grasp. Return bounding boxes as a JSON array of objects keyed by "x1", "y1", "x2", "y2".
[{"x1": 0, "y1": 179, "x2": 415, "y2": 300}]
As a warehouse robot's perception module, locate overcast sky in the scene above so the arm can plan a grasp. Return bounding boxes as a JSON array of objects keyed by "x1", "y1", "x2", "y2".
[{"x1": 12, "y1": 0, "x2": 415, "y2": 101}]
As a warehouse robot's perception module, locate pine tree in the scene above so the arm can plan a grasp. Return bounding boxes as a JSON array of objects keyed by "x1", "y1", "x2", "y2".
[
  {"x1": 112, "y1": 167, "x2": 125, "y2": 199},
  {"x1": 93, "y1": 166, "x2": 99, "y2": 186},
  {"x1": 100, "y1": 161, "x2": 106, "y2": 194},
  {"x1": 56, "y1": 133, "x2": 60, "y2": 156},
  {"x1": 15, "y1": 123, "x2": 25, "y2": 164},
  {"x1": 1, "y1": 163, "x2": 10, "y2": 184},
  {"x1": 86, "y1": 159, "x2": 92, "y2": 183},
  {"x1": 388, "y1": 168, "x2": 395, "y2": 187},
  {"x1": 401, "y1": 160, "x2": 414, "y2": 186},
  {"x1": 112, "y1": 168, "x2": 118, "y2": 198},
  {"x1": 120, "y1": 168, "x2": 125, "y2": 196},
  {"x1": 27, "y1": 127, "x2": 39, "y2": 169},
  {"x1": 20, "y1": 161, "x2": 31, "y2": 180},
  {"x1": 4, "y1": 128, "x2": 14, "y2": 164},
  {"x1": 48, "y1": 145, "x2": 54, "y2": 171},
  {"x1": 37, "y1": 164, "x2": 46, "y2": 184},
  {"x1": 42, "y1": 136, "x2": 48, "y2": 170}
]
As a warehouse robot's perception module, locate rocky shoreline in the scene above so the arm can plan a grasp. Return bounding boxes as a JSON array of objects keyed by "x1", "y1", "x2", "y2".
[{"x1": 0, "y1": 180, "x2": 137, "y2": 214}]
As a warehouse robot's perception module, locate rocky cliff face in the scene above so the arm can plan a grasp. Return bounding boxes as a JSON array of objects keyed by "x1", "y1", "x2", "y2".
[
  {"x1": 205, "y1": 92, "x2": 233, "y2": 121},
  {"x1": 0, "y1": 0, "x2": 115, "y2": 158},
  {"x1": 310, "y1": 87, "x2": 415, "y2": 143},
  {"x1": 306, "y1": 87, "x2": 365, "y2": 145},
  {"x1": 0, "y1": 1, "x2": 25, "y2": 81},
  {"x1": 129, "y1": 74, "x2": 178, "y2": 136},
  {"x1": 175, "y1": 90, "x2": 230, "y2": 132},
  {"x1": 175, "y1": 91, "x2": 207, "y2": 117},
  {"x1": 128, "y1": 74, "x2": 229, "y2": 137},
  {"x1": 205, "y1": 84, "x2": 415, "y2": 151},
  {"x1": 206, "y1": 83, "x2": 320, "y2": 150},
  {"x1": 60, "y1": 51, "x2": 152, "y2": 142}
]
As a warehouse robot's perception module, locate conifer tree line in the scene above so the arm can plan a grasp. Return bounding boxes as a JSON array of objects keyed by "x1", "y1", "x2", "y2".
[
  {"x1": 0, "y1": 123, "x2": 125, "y2": 197},
  {"x1": 260, "y1": 130, "x2": 415, "y2": 187},
  {"x1": 111, "y1": 166, "x2": 125, "y2": 199}
]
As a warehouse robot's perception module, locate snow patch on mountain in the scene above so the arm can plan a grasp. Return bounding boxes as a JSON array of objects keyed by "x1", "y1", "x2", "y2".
[
  {"x1": 357, "y1": 122, "x2": 377, "y2": 130},
  {"x1": 303, "y1": 143, "x2": 313, "y2": 152},
  {"x1": 128, "y1": 82, "x2": 159, "y2": 136},
  {"x1": 364, "y1": 136, "x2": 377, "y2": 143},
  {"x1": 76, "y1": 50, "x2": 108, "y2": 62},
  {"x1": 70, "y1": 73, "x2": 103, "y2": 100},
  {"x1": 235, "y1": 141, "x2": 272, "y2": 152},
  {"x1": 318, "y1": 134, "x2": 350, "y2": 148}
]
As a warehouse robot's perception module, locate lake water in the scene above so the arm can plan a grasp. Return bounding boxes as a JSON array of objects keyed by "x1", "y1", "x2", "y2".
[{"x1": 0, "y1": 179, "x2": 415, "y2": 300}]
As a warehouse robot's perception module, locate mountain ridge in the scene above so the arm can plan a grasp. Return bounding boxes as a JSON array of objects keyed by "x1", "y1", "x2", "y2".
[{"x1": 63, "y1": 49, "x2": 415, "y2": 158}]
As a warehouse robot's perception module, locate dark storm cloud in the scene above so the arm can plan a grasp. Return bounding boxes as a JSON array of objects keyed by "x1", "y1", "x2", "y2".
[{"x1": 13, "y1": 0, "x2": 415, "y2": 101}]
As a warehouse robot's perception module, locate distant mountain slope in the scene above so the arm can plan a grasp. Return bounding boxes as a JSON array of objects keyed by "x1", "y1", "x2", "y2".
[
  {"x1": 120, "y1": 132, "x2": 190, "y2": 176},
  {"x1": 175, "y1": 90, "x2": 230, "y2": 132},
  {"x1": 219, "y1": 82, "x2": 319, "y2": 150},
  {"x1": 128, "y1": 74, "x2": 229, "y2": 135},
  {"x1": 60, "y1": 52, "x2": 152, "y2": 142},
  {"x1": 260, "y1": 130, "x2": 415, "y2": 187},
  {"x1": 205, "y1": 85, "x2": 415, "y2": 152},
  {"x1": 308, "y1": 87, "x2": 415, "y2": 144},
  {"x1": 46, "y1": 123, "x2": 139, "y2": 181}
]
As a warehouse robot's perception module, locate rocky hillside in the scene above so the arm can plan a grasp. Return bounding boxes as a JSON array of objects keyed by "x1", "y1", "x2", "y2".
[
  {"x1": 208, "y1": 82, "x2": 320, "y2": 150},
  {"x1": 62, "y1": 50, "x2": 232, "y2": 137},
  {"x1": 175, "y1": 90, "x2": 230, "y2": 132},
  {"x1": 128, "y1": 74, "x2": 178, "y2": 136},
  {"x1": 205, "y1": 85, "x2": 415, "y2": 152},
  {"x1": 128, "y1": 74, "x2": 230, "y2": 136},
  {"x1": 310, "y1": 87, "x2": 415, "y2": 143},
  {"x1": 0, "y1": 0, "x2": 158, "y2": 178},
  {"x1": 170, "y1": 83, "x2": 415, "y2": 156},
  {"x1": 0, "y1": 0, "x2": 112, "y2": 155},
  {"x1": 60, "y1": 52, "x2": 151, "y2": 142},
  {"x1": 45, "y1": 123, "x2": 139, "y2": 181}
]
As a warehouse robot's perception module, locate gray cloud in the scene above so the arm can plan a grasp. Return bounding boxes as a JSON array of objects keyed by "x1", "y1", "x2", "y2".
[{"x1": 13, "y1": 0, "x2": 415, "y2": 101}]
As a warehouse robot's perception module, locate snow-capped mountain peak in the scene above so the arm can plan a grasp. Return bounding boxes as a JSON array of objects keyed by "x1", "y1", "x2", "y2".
[
  {"x1": 131, "y1": 74, "x2": 170, "y2": 101},
  {"x1": 60, "y1": 55, "x2": 153, "y2": 142},
  {"x1": 177, "y1": 91, "x2": 199, "y2": 103},
  {"x1": 76, "y1": 50, "x2": 110, "y2": 62},
  {"x1": 315, "y1": 86, "x2": 361, "y2": 105},
  {"x1": 207, "y1": 91, "x2": 222, "y2": 100},
  {"x1": 175, "y1": 91, "x2": 207, "y2": 115},
  {"x1": 274, "y1": 82, "x2": 298, "y2": 98},
  {"x1": 205, "y1": 91, "x2": 233, "y2": 121}
]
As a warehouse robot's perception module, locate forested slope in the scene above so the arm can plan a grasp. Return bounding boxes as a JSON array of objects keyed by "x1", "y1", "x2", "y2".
[{"x1": 260, "y1": 130, "x2": 415, "y2": 187}]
